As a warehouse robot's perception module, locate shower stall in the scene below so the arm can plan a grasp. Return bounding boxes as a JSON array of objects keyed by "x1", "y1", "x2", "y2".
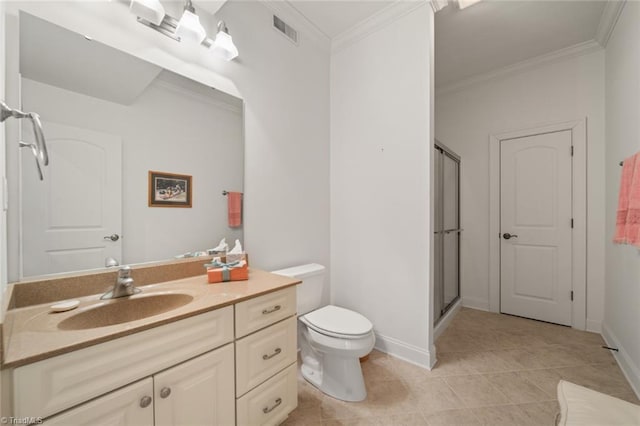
[{"x1": 434, "y1": 140, "x2": 461, "y2": 323}]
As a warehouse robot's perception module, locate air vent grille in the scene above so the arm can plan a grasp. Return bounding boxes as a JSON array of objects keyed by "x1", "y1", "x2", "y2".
[{"x1": 273, "y1": 15, "x2": 298, "y2": 44}]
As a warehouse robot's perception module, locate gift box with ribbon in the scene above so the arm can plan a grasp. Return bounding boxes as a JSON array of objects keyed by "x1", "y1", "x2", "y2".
[{"x1": 204, "y1": 258, "x2": 248, "y2": 283}]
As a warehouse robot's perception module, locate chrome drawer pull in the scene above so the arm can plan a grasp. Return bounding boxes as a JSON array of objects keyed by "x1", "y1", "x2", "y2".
[
  {"x1": 262, "y1": 348, "x2": 282, "y2": 360},
  {"x1": 139, "y1": 396, "x2": 152, "y2": 408},
  {"x1": 262, "y1": 397, "x2": 282, "y2": 414},
  {"x1": 262, "y1": 305, "x2": 281, "y2": 315}
]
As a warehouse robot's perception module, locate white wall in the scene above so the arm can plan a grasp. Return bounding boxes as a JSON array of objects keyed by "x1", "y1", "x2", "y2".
[
  {"x1": 12, "y1": 76, "x2": 242, "y2": 278},
  {"x1": 603, "y1": 1, "x2": 640, "y2": 396},
  {"x1": 331, "y1": 4, "x2": 435, "y2": 367},
  {"x1": 435, "y1": 50, "x2": 606, "y2": 331},
  {"x1": 0, "y1": 2, "x2": 7, "y2": 306},
  {"x1": 1, "y1": 1, "x2": 330, "y2": 287},
  {"x1": 0, "y1": 1, "x2": 6, "y2": 413}
]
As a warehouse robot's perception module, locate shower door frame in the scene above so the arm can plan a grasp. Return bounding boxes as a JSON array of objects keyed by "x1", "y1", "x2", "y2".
[{"x1": 434, "y1": 140, "x2": 461, "y2": 324}]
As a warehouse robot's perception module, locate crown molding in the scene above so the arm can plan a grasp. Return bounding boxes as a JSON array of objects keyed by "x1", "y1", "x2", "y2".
[
  {"x1": 436, "y1": 39, "x2": 603, "y2": 97},
  {"x1": 258, "y1": 0, "x2": 331, "y2": 52},
  {"x1": 430, "y1": 0, "x2": 449, "y2": 13},
  {"x1": 595, "y1": 0, "x2": 625, "y2": 47},
  {"x1": 332, "y1": 0, "x2": 428, "y2": 54}
]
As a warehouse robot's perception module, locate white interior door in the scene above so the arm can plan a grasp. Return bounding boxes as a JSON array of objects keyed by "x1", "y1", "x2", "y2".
[
  {"x1": 21, "y1": 121, "x2": 122, "y2": 277},
  {"x1": 500, "y1": 130, "x2": 572, "y2": 326}
]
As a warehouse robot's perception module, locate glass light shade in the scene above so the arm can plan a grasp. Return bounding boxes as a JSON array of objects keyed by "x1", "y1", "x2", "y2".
[
  {"x1": 175, "y1": 10, "x2": 206, "y2": 45},
  {"x1": 458, "y1": 0, "x2": 482, "y2": 9},
  {"x1": 130, "y1": 0, "x2": 165, "y2": 26},
  {"x1": 211, "y1": 31, "x2": 239, "y2": 61}
]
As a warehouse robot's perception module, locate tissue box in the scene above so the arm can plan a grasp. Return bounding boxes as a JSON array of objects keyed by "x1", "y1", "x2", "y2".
[{"x1": 206, "y1": 258, "x2": 249, "y2": 283}]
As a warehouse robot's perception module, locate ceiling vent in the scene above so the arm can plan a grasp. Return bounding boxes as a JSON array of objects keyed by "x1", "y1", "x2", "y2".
[{"x1": 273, "y1": 15, "x2": 298, "y2": 45}]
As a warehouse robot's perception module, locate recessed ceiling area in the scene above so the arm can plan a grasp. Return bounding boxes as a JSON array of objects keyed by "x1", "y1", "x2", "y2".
[
  {"x1": 286, "y1": 0, "x2": 610, "y2": 90},
  {"x1": 435, "y1": 1, "x2": 607, "y2": 87},
  {"x1": 20, "y1": 12, "x2": 162, "y2": 105}
]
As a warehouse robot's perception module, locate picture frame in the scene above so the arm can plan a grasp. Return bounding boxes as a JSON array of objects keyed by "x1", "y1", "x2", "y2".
[{"x1": 148, "y1": 171, "x2": 192, "y2": 208}]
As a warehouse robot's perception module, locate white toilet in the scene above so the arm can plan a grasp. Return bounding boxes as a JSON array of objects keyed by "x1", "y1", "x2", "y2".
[{"x1": 272, "y1": 264, "x2": 375, "y2": 402}]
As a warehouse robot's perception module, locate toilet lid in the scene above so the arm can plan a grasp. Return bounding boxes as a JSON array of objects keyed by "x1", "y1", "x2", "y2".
[{"x1": 302, "y1": 305, "x2": 373, "y2": 337}]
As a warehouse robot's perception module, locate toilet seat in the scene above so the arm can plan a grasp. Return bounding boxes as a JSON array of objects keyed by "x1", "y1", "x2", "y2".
[{"x1": 300, "y1": 305, "x2": 373, "y2": 339}]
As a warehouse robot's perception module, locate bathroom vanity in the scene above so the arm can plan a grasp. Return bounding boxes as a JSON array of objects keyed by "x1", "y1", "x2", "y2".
[{"x1": 1, "y1": 267, "x2": 300, "y2": 425}]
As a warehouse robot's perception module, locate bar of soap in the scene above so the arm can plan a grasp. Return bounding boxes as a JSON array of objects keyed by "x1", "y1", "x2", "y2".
[{"x1": 50, "y1": 300, "x2": 80, "y2": 313}]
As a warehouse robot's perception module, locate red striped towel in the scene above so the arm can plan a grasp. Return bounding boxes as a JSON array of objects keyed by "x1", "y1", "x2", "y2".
[
  {"x1": 614, "y1": 155, "x2": 635, "y2": 244},
  {"x1": 227, "y1": 192, "x2": 243, "y2": 228},
  {"x1": 625, "y1": 153, "x2": 640, "y2": 247}
]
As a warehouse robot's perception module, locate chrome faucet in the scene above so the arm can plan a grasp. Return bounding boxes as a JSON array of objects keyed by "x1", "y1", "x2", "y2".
[{"x1": 101, "y1": 266, "x2": 141, "y2": 300}]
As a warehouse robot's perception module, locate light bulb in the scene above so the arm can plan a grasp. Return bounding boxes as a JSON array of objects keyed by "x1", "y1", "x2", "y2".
[
  {"x1": 175, "y1": 9, "x2": 206, "y2": 45},
  {"x1": 211, "y1": 30, "x2": 238, "y2": 61}
]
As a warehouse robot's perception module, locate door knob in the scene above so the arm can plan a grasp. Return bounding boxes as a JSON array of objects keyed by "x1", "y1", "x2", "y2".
[
  {"x1": 103, "y1": 234, "x2": 120, "y2": 242},
  {"x1": 503, "y1": 233, "x2": 518, "y2": 240}
]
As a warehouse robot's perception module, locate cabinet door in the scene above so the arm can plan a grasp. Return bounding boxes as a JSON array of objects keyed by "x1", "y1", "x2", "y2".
[
  {"x1": 44, "y1": 378, "x2": 153, "y2": 426},
  {"x1": 154, "y1": 344, "x2": 235, "y2": 426}
]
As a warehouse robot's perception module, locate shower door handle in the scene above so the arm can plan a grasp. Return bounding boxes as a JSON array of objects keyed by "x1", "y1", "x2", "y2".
[{"x1": 443, "y1": 228, "x2": 463, "y2": 234}]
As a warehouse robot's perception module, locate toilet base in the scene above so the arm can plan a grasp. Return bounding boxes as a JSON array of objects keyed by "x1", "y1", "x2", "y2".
[{"x1": 301, "y1": 354, "x2": 368, "y2": 402}]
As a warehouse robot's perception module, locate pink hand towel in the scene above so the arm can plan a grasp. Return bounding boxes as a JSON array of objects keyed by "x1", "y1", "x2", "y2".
[
  {"x1": 613, "y1": 154, "x2": 636, "y2": 244},
  {"x1": 227, "y1": 191, "x2": 243, "y2": 228},
  {"x1": 625, "y1": 153, "x2": 640, "y2": 247}
]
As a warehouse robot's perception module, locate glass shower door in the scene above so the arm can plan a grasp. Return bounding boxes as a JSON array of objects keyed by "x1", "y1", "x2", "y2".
[{"x1": 434, "y1": 141, "x2": 461, "y2": 323}]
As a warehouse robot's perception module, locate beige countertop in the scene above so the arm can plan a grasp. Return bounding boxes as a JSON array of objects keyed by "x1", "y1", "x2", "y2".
[{"x1": 2, "y1": 269, "x2": 300, "y2": 369}]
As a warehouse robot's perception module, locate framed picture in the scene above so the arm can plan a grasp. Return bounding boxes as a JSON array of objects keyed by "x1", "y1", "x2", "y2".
[{"x1": 148, "y1": 171, "x2": 192, "y2": 208}]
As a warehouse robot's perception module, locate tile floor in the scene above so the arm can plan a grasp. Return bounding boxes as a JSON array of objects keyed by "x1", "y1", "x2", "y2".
[{"x1": 282, "y1": 307, "x2": 639, "y2": 425}]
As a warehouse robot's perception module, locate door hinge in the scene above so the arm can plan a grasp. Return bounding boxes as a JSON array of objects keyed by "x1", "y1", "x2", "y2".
[
  {"x1": 570, "y1": 291, "x2": 574, "y2": 301},
  {"x1": 571, "y1": 146, "x2": 574, "y2": 156},
  {"x1": 571, "y1": 218, "x2": 574, "y2": 228}
]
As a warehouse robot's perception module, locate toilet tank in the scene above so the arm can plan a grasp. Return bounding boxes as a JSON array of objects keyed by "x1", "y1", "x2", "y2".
[{"x1": 271, "y1": 263, "x2": 325, "y2": 315}]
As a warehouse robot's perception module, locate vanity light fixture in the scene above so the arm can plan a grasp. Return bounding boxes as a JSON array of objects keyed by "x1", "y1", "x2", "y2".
[
  {"x1": 130, "y1": 0, "x2": 239, "y2": 60},
  {"x1": 175, "y1": 0, "x2": 206, "y2": 45},
  {"x1": 130, "y1": 0, "x2": 165, "y2": 26},
  {"x1": 458, "y1": 0, "x2": 483, "y2": 9},
  {"x1": 209, "y1": 21, "x2": 238, "y2": 61}
]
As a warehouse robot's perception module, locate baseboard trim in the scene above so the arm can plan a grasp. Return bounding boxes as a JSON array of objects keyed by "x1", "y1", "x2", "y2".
[
  {"x1": 602, "y1": 323, "x2": 640, "y2": 398},
  {"x1": 461, "y1": 296, "x2": 490, "y2": 312},
  {"x1": 374, "y1": 332, "x2": 435, "y2": 370},
  {"x1": 586, "y1": 319, "x2": 602, "y2": 334},
  {"x1": 434, "y1": 299, "x2": 461, "y2": 340}
]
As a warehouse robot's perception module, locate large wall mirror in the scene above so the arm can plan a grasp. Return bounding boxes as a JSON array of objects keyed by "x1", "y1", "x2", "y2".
[{"x1": 7, "y1": 12, "x2": 244, "y2": 282}]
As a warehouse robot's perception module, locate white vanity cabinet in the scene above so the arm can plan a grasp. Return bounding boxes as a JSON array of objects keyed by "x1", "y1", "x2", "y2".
[
  {"x1": 9, "y1": 284, "x2": 299, "y2": 426},
  {"x1": 13, "y1": 307, "x2": 235, "y2": 420},
  {"x1": 235, "y1": 287, "x2": 298, "y2": 425},
  {"x1": 44, "y1": 345, "x2": 235, "y2": 426}
]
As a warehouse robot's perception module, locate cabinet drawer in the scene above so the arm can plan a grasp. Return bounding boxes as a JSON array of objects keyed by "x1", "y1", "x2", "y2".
[
  {"x1": 236, "y1": 363, "x2": 298, "y2": 426},
  {"x1": 236, "y1": 316, "x2": 297, "y2": 397},
  {"x1": 14, "y1": 306, "x2": 233, "y2": 419},
  {"x1": 235, "y1": 287, "x2": 296, "y2": 338}
]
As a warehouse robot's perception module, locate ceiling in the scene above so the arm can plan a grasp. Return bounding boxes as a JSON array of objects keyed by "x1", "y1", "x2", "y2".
[
  {"x1": 285, "y1": 0, "x2": 609, "y2": 88},
  {"x1": 434, "y1": 1, "x2": 607, "y2": 88},
  {"x1": 20, "y1": 13, "x2": 162, "y2": 105},
  {"x1": 288, "y1": 1, "x2": 394, "y2": 38}
]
